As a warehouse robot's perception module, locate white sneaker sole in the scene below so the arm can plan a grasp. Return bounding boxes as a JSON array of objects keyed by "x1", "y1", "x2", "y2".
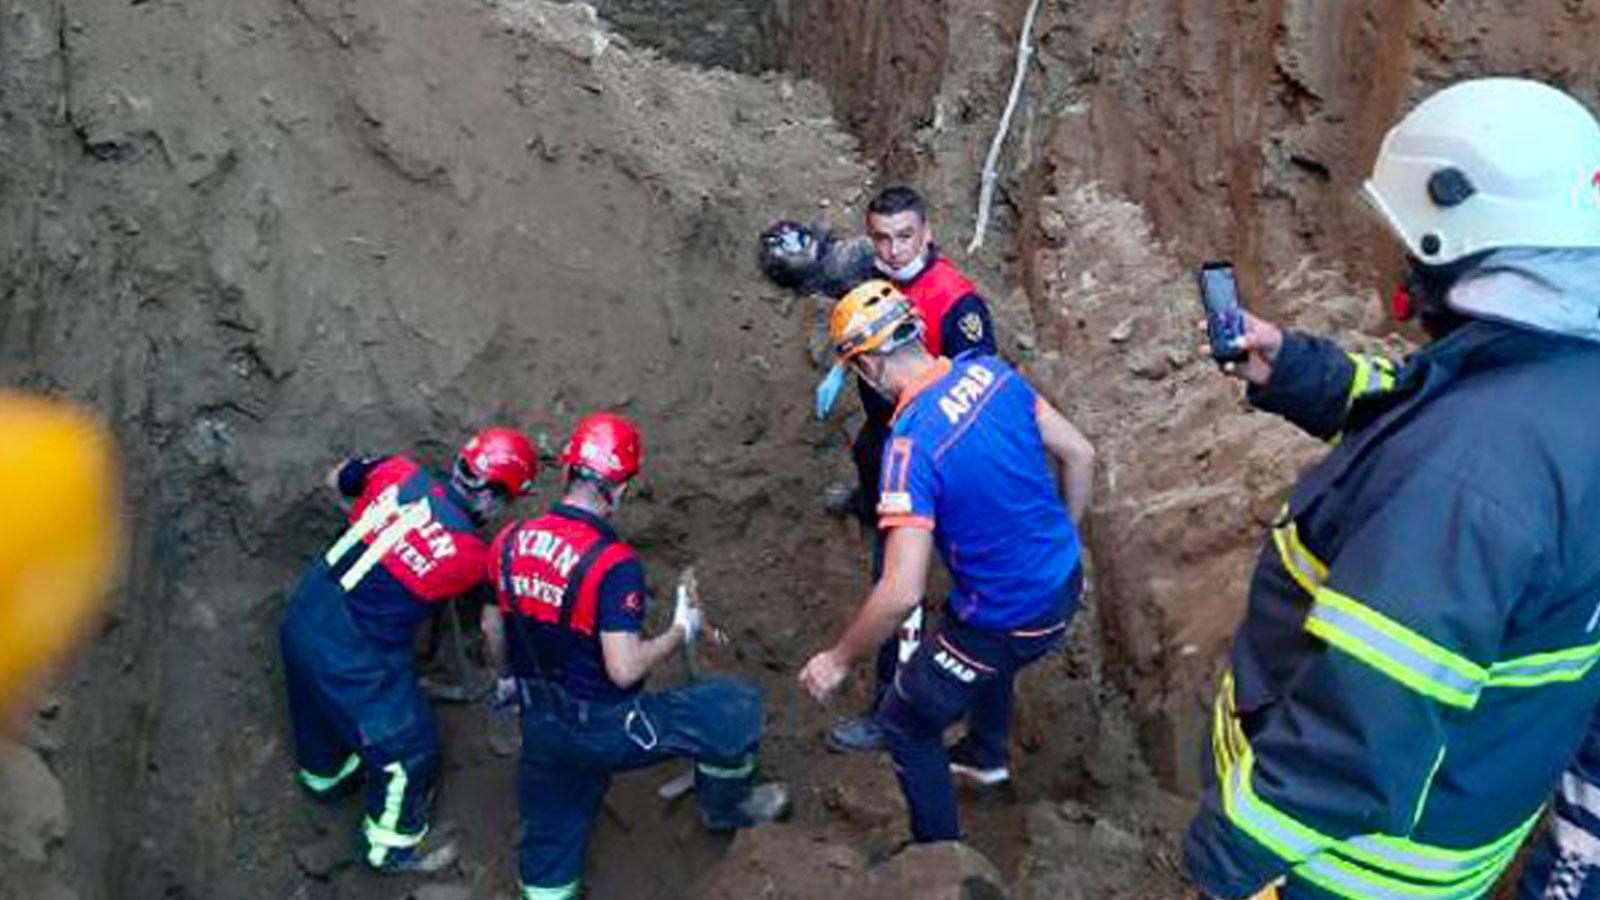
[{"x1": 949, "y1": 762, "x2": 1011, "y2": 786}]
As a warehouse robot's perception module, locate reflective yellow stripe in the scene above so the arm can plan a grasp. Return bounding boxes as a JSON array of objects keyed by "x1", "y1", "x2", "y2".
[
  {"x1": 696, "y1": 756, "x2": 754, "y2": 780},
  {"x1": 1306, "y1": 588, "x2": 1485, "y2": 709},
  {"x1": 1487, "y1": 639, "x2": 1600, "y2": 687},
  {"x1": 340, "y1": 499, "x2": 430, "y2": 592},
  {"x1": 296, "y1": 753, "x2": 361, "y2": 794},
  {"x1": 522, "y1": 882, "x2": 580, "y2": 900},
  {"x1": 1348, "y1": 355, "x2": 1373, "y2": 402},
  {"x1": 363, "y1": 761, "x2": 424, "y2": 867},
  {"x1": 1272, "y1": 520, "x2": 1328, "y2": 596},
  {"x1": 1209, "y1": 671, "x2": 1533, "y2": 898}
]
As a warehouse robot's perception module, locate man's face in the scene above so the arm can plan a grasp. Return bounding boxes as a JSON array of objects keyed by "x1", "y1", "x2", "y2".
[{"x1": 867, "y1": 210, "x2": 932, "y2": 271}]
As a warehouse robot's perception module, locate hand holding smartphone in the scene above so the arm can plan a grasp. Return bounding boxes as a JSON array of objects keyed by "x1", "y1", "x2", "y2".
[{"x1": 1197, "y1": 262, "x2": 1248, "y2": 365}]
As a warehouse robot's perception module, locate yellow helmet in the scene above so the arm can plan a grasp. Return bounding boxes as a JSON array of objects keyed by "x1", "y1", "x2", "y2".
[
  {"x1": 828, "y1": 279, "x2": 923, "y2": 362},
  {"x1": 0, "y1": 392, "x2": 119, "y2": 727}
]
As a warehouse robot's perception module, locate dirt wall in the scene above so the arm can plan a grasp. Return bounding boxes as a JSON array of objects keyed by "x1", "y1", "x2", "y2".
[
  {"x1": 0, "y1": 0, "x2": 871, "y2": 896},
  {"x1": 1004, "y1": 0, "x2": 1600, "y2": 793}
]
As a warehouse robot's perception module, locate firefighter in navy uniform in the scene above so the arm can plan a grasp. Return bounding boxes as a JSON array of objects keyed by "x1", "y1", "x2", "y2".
[
  {"x1": 279, "y1": 426, "x2": 538, "y2": 873},
  {"x1": 1184, "y1": 78, "x2": 1600, "y2": 899},
  {"x1": 481, "y1": 412, "x2": 789, "y2": 900}
]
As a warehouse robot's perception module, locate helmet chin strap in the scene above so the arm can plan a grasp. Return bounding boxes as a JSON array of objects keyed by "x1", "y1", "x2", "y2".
[{"x1": 1393, "y1": 255, "x2": 1478, "y2": 338}]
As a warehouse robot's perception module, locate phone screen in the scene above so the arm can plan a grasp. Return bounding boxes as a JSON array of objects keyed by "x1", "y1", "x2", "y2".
[{"x1": 1198, "y1": 262, "x2": 1247, "y2": 364}]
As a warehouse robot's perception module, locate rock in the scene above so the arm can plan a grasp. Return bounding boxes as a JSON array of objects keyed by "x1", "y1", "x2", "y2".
[
  {"x1": 0, "y1": 742, "x2": 68, "y2": 864},
  {"x1": 698, "y1": 825, "x2": 864, "y2": 899},
  {"x1": 1127, "y1": 353, "x2": 1171, "y2": 381},
  {"x1": 292, "y1": 829, "x2": 353, "y2": 878},
  {"x1": 74, "y1": 89, "x2": 155, "y2": 160},
  {"x1": 1089, "y1": 818, "x2": 1145, "y2": 855},
  {"x1": 818, "y1": 761, "x2": 902, "y2": 830},
  {"x1": 856, "y1": 842, "x2": 1008, "y2": 900},
  {"x1": 494, "y1": 0, "x2": 611, "y2": 62},
  {"x1": 1108, "y1": 318, "x2": 1134, "y2": 344}
]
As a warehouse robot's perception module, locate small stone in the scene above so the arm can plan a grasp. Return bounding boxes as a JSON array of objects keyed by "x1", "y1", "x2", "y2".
[
  {"x1": 1089, "y1": 818, "x2": 1145, "y2": 855},
  {"x1": 0, "y1": 743, "x2": 68, "y2": 864},
  {"x1": 293, "y1": 830, "x2": 353, "y2": 878},
  {"x1": 1108, "y1": 319, "x2": 1134, "y2": 344}
]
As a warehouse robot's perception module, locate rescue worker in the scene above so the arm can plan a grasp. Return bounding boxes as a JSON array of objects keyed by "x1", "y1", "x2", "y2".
[
  {"x1": 798, "y1": 281, "x2": 1095, "y2": 842},
  {"x1": 0, "y1": 392, "x2": 118, "y2": 729},
  {"x1": 1183, "y1": 78, "x2": 1600, "y2": 899},
  {"x1": 482, "y1": 412, "x2": 789, "y2": 900},
  {"x1": 1520, "y1": 721, "x2": 1600, "y2": 899},
  {"x1": 820, "y1": 186, "x2": 1002, "y2": 755},
  {"x1": 279, "y1": 427, "x2": 538, "y2": 873}
]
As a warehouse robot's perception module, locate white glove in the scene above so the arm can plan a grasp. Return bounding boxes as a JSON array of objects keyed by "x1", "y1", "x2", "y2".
[
  {"x1": 673, "y1": 585, "x2": 704, "y2": 643},
  {"x1": 489, "y1": 676, "x2": 518, "y2": 712}
]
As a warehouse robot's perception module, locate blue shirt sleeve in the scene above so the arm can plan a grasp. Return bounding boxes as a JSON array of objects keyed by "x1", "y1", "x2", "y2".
[
  {"x1": 595, "y1": 557, "x2": 647, "y2": 633},
  {"x1": 877, "y1": 436, "x2": 938, "y2": 530},
  {"x1": 335, "y1": 455, "x2": 389, "y2": 498}
]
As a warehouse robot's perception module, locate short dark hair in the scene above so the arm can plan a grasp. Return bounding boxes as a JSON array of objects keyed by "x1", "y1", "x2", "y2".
[{"x1": 867, "y1": 186, "x2": 926, "y2": 222}]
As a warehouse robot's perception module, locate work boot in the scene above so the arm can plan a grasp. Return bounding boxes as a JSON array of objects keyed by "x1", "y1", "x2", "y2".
[
  {"x1": 702, "y1": 781, "x2": 792, "y2": 831},
  {"x1": 825, "y1": 714, "x2": 887, "y2": 753},
  {"x1": 948, "y1": 742, "x2": 1010, "y2": 787},
  {"x1": 366, "y1": 831, "x2": 458, "y2": 875}
]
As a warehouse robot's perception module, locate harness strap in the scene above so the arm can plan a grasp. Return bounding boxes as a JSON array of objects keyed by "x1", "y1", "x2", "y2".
[{"x1": 498, "y1": 519, "x2": 617, "y2": 684}]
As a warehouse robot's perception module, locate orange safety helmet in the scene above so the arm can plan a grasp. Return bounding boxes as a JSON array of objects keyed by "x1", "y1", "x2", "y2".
[
  {"x1": 0, "y1": 392, "x2": 119, "y2": 727},
  {"x1": 828, "y1": 279, "x2": 923, "y2": 363}
]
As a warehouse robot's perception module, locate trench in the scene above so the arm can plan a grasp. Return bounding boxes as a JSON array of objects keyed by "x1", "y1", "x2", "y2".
[{"x1": 7, "y1": 1, "x2": 1600, "y2": 899}]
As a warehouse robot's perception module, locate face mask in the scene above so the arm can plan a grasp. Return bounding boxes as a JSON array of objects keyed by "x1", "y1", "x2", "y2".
[{"x1": 875, "y1": 250, "x2": 928, "y2": 282}]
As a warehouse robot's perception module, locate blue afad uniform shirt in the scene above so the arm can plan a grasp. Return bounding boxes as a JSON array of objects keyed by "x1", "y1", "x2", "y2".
[
  {"x1": 877, "y1": 356, "x2": 1080, "y2": 628},
  {"x1": 1184, "y1": 322, "x2": 1600, "y2": 900}
]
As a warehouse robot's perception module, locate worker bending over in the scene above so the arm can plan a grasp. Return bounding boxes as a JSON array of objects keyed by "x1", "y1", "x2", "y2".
[{"x1": 280, "y1": 427, "x2": 537, "y2": 872}]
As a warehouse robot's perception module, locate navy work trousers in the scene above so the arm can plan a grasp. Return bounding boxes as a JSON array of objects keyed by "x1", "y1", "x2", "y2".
[
  {"x1": 517, "y1": 676, "x2": 764, "y2": 896},
  {"x1": 279, "y1": 568, "x2": 439, "y2": 867},
  {"x1": 875, "y1": 571, "x2": 1079, "y2": 842}
]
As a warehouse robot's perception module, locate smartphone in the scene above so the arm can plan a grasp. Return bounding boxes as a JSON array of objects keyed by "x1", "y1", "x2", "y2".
[{"x1": 1197, "y1": 262, "x2": 1248, "y2": 365}]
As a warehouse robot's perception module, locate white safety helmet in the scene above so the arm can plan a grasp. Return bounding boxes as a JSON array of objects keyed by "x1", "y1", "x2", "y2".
[{"x1": 1363, "y1": 78, "x2": 1600, "y2": 265}]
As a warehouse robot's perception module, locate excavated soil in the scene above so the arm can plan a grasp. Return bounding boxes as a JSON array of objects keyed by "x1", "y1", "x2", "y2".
[{"x1": 6, "y1": 1, "x2": 1600, "y2": 898}]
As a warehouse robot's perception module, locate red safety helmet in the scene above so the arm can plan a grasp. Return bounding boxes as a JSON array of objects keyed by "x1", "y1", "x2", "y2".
[
  {"x1": 558, "y1": 412, "x2": 642, "y2": 485},
  {"x1": 456, "y1": 426, "x2": 538, "y2": 497}
]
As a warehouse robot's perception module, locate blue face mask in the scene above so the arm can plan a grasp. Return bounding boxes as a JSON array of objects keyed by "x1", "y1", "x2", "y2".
[{"x1": 814, "y1": 363, "x2": 848, "y2": 420}]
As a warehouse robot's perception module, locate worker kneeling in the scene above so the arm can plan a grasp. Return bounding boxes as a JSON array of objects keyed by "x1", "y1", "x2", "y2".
[
  {"x1": 483, "y1": 412, "x2": 789, "y2": 900},
  {"x1": 799, "y1": 281, "x2": 1096, "y2": 843}
]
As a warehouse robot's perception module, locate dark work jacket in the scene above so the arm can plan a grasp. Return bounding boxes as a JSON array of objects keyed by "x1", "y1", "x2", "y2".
[{"x1": 1184, "y1": 320, "x2": 1600, "y2": 899}]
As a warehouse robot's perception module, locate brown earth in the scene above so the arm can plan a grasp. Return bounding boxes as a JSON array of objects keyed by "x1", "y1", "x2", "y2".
[{"x1": 4, "y1": 0, "x2": 1600, "y2": 898}]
